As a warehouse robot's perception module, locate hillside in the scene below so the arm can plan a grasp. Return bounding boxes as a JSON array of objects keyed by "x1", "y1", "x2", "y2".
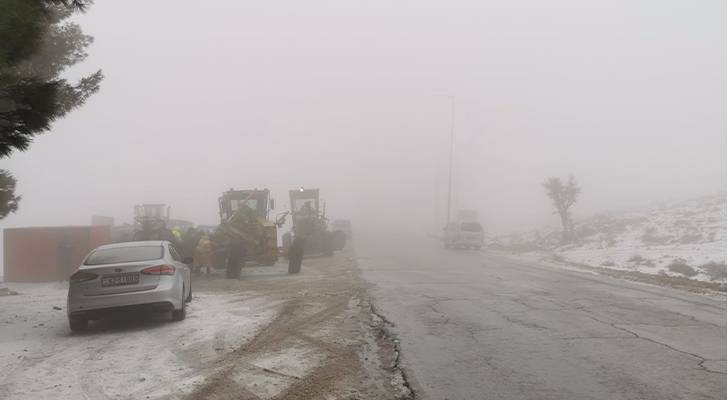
[{"x1": 495, "y1": 195, "x2": 727, "y2": 284}]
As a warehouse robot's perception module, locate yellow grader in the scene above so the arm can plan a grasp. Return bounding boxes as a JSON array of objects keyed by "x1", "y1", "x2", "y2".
[
  {"x1": 211, "y1": 189, "x2": 287, "y2": 278},
  {"x1": 282, "y1": 188, "x2": 346, "y2": 273}
]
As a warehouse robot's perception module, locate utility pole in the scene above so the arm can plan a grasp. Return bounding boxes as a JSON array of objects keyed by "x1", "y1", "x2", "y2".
[{"x1": 446, "y1": 96, "x2": 455, "y2": 226}]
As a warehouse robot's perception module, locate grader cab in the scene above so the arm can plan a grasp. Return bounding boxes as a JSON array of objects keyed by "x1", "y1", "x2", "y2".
[
  {"x1": 283, "y1": 188, "x2": 346, "y2": 273},
  {"x1": 132, "y1": 204, "x2": 177, "y2": 243},
  {"x1": 212, "y1": 189, "x2": 285, "y2": 278}
]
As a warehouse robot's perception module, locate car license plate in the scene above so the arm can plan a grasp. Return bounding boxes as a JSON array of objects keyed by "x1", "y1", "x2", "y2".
[{"x1": 101, "y1": 273, "x2": 140, "y2": 287}]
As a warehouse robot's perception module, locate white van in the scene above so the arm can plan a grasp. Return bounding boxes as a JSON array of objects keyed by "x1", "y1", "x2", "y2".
[{"x1": 443, "y1": 221, "x2": 484, "y2": 249}]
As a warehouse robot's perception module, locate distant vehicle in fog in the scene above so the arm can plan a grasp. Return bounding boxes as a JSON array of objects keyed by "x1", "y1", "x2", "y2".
[
  {"x1": 455, "y1": 209, "x2": 479, "y2": 222},
  {"x1": 443, "y1": 221, "x2": 484, "y2": 250},
  {"x1": 67, "y1": 241, "x2": 192, "y2": 332},
  {"x1": 331, "y1": 219, "x2": 352, "y2": 239},
  {"x1": 132, "y1": 204, "x2": 177, "y2": 244}
]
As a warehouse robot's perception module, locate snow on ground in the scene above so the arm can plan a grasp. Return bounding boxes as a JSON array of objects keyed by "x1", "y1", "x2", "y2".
[
  {"x1": 0, "y1": 282, "x2": 278, "y2": 400},
  {"x1": 0, "y1": 253, "x2": 410, "y2": 400},
  {"x1": 495, "y1": 195, "x2": 727, "y2": 283},
  {"x1": 556, "y1": 241, "x2": 725, "y2": 281}
]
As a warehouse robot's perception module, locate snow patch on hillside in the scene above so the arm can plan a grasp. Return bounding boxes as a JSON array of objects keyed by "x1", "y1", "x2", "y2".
[{"x1": 495, "y1": 195, "x2": 726, "y2": 283}]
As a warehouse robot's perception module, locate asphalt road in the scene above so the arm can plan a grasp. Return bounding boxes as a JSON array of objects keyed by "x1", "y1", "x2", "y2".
[{"x1": 356, "y1": 232, "x2": 727, "y2": 400}]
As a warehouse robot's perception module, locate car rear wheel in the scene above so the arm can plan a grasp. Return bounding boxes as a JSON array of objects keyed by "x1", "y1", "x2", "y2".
[
  {"x1": 69, "y1": 316, "x2": 88, "y2": 333},
  {"x1": 172, "y1": 286, "x2": 187, "y2": 321}
]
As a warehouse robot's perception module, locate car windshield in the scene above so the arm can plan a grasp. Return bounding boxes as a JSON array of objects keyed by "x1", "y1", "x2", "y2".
[
  {"x1": 84, "y1": 246, "x2": 163, "y2": 265},
  {"x1": 460, "y1": 222, "x2": 482, "y2": 232}
]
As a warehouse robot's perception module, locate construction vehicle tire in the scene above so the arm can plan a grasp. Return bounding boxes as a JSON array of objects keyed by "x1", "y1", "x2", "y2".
[
  {"x1": 330, "y1": 230, "x2": 346, "y2": 251},
  {"x1": 226, "y1": 242, "x2": 245, "y2": 279},
  {"x1": 322, "y1": 233, "x2": 334, "y2": 257},
  {"x1": 288, "y1": 237, "x2": 304, "y2": 274},
  {"x1": 282, "y1": 232, "x2": 292, "y2": 252}
]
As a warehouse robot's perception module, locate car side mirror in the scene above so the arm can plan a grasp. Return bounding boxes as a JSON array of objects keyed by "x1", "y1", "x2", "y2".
[{"x1": 183, "y1": 256, "x2": 193, "y2": 264}]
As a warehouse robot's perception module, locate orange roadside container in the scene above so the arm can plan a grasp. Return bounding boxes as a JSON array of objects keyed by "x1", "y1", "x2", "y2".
[{"x1": 3, "y1": 226, "x2": 112, "y2": 282}]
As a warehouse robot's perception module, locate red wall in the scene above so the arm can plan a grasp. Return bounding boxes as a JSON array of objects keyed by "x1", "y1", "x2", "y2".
[{"x1": 3, "y1": 226, "x2": 112, "y2": 282}]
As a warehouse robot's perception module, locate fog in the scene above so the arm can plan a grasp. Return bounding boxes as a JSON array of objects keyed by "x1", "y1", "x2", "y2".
[{"x1": 1, "y1": 0, "x2": 725, "y2": 235}]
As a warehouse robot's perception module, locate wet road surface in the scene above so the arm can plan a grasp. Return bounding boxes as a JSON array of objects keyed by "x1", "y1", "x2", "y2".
[{"x1": 357, "y1": 232, "x2": 726, "y2": 400}]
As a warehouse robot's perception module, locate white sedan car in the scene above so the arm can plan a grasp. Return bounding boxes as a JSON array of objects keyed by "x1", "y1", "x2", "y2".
[{"x1": 67, "y1": 241, "x2": 192, "y2": 332}]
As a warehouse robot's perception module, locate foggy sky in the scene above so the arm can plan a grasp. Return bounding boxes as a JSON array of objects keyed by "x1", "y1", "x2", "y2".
[{"x1": 1, "y1": 0, "x2": 725, "y2": 234}]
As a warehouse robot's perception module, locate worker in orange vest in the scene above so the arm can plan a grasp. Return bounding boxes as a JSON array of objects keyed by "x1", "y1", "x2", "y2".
[{"x1": 193, "y1": 235, "x2": 213, "y2": 276}]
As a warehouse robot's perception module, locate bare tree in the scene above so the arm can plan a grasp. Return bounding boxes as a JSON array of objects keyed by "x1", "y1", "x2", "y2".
[{"x1": 543, "y1": 175, "x2": 580, "y2": 242}]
